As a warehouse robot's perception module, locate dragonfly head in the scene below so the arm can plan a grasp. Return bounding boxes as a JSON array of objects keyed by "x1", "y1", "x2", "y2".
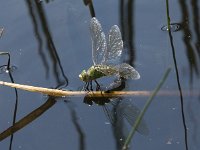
[{"x1": 79, "y1": 70, "x2": 89, "y2": 82}]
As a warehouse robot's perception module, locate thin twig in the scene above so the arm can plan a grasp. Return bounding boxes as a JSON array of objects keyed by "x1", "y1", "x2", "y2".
[
  {"x1": 0, "y1": 80, "x2": 151, "y2": 97},
  {"x1": 0, "y1": 80, "x2": 199, "y2": 98}
]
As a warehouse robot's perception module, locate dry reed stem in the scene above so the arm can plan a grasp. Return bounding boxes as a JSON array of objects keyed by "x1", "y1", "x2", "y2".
[{"x1": 0, "y1": 80, "x2": 198, "y2": 97}]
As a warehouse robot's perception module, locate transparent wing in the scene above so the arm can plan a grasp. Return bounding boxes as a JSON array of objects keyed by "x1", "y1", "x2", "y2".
[
  {"x1": 90, "y1": 17, "x2": 107, "y2": 65},
  {"x1": 109, "y1": 99, "x2": 149, "y2": 135},
  {"x1": 117, "y1": 100, "x2": 149, "y2": 135},
  {"x1": 114, "y1": 63, "x2": 140, "y2": 79},
  {"x1": 105, "y1": 78, "x2": 123, "y2": 91},
  {"x1": 106, "y1": 25, "x2": 123, "y2": 64},
  {"x1": 102, "y1": 105, "x2": 115, "y2": 124}
]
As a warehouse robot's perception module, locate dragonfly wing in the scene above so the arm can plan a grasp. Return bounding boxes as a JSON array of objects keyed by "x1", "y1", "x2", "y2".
[
  {"x1": 102, "y1": 105, "x2": 115, "y2": 125},
  {"x1": 114, "y1": 63, "x2": 140, "y2": 80},
  {"x1": 106, "y1": 25, "x2": 123, "y2": 64},
  {"x1": 90, "y1": 17, "x2": 107, "y2": 65},
  {"x1": 117, "y1": 100, "x2": 149, "y2": 135}
]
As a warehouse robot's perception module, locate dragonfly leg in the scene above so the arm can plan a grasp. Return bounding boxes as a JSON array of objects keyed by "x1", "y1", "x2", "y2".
[
  {"x1": 83, "y1": 82, "x2": 94, "y2": 92},
  {"x1": 94, "y1": 80, "x2": 101, "y2": 91},
  {"x1": 83, "y1": 82, "x2": 89, "y2": 91},
  {"x1": 89, "y1": 81, "x2": 93, "y2": 91}
]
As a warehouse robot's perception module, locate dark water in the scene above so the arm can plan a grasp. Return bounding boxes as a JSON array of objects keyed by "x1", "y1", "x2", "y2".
[{"x1": 0, "y1": 0, "x2": 200, "y2": 150}]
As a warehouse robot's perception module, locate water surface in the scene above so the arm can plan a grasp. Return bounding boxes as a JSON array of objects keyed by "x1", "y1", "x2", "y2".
[{"x1": 0, "y1": 0, "x2": 200, "y2": 150}]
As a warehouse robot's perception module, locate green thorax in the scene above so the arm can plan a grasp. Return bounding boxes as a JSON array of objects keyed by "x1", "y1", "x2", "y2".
[
  {"x1": 87, "y1": 65, "x2": 106, "y2": 80},
  {"x1": 79, "y1": 65, "x2": 118, "y2": 82}
]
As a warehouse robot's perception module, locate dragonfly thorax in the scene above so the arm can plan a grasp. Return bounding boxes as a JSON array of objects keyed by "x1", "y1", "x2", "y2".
[{"x1": 79, "y1": 65, "x2": 106, "y2": 82}]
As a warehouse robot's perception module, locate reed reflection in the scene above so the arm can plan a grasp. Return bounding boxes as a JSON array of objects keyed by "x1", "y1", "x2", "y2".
[
  {"x1": 179, "y1": 1, "x2": 200, "y2": 148},
  {"x1": 178, "y1": 0, "x2": 200, "y2": 84},
  {"x1": 120, "y1": 0, "x2": 136, "y2": 67},
  {"x1": 26, "y1": 0, "x2": 68, "y2": 88},
  {"x1": 83, "y1": 0, "x2": 95, "y2": 17},
  {"x1": 0, "y1": 97, "x2": 56, "y2": 142},
  {"x1": 0, "y1": 52, "x2": 19, "y2": 150},
  {"x1": 64, "y1": 100, "x2": 86, "y2": 150}
]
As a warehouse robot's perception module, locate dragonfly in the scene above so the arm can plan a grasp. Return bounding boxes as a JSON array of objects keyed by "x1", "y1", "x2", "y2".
[{"x1": 79, "y1": 17, "x2": 140, "y2": 90}]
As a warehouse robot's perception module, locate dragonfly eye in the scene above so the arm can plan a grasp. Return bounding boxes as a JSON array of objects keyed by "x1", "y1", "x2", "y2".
[{"x1": 79, "y1": 70, "x2": 88, "y2": 81}]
